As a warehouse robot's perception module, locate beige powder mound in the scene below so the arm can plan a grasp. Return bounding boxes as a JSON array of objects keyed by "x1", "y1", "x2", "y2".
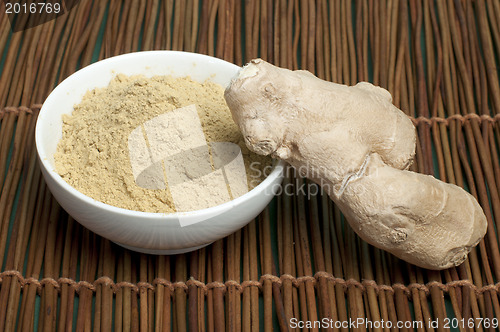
[{"x1": 55, "y1": 74, "x2": 272, "y2": 212}]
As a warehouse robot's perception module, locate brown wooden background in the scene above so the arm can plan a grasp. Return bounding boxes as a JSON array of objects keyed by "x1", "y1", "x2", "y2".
[{"x1": 0, "y1": 0, "x2": 500, "y2": 331}]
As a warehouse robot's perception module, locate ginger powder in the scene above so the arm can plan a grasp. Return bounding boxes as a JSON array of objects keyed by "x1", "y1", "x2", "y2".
[{"x1": 54, "y1": 74, "x2": 272, "y2": 213}]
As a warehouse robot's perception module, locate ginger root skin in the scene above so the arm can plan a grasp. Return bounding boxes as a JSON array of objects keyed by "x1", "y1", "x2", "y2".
[{"x1": 224, "y1": 59, "x2": 487, "y2": 270}]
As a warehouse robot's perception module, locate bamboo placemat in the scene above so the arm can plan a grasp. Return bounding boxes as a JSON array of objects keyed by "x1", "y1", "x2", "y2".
[{"x1": 0, "y1": 0, "x2": 499, "y2": 331}]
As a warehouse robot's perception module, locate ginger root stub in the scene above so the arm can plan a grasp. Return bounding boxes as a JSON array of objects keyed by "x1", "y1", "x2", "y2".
[{"x1": 224, "y1": 59, "x2": 487, "y2": 270}]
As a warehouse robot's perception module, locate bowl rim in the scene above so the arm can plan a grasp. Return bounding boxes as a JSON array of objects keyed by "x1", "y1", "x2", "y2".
[{"x1": 35, "y1": 50, "x2": 285, "y2": 219}]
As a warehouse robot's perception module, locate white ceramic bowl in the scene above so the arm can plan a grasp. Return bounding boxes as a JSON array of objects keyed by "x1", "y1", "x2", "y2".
[{"x1": 36, "y1": 51, "x2": 284, "y2": 254}]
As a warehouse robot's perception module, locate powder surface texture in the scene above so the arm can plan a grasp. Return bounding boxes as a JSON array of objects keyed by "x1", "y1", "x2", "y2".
[{"x1": 55, "y1": 74, "x2": 272, "y2": 212}]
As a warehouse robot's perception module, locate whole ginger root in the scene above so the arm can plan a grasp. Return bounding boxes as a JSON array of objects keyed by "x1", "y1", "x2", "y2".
[{"x1": 224, "y1": 59, "x2": 487, "y2": 270}]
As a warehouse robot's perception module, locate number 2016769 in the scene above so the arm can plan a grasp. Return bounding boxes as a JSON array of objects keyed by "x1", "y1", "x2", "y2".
[{"x1": 5, "y1": 2, "x2": 61, "y2": 14}]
